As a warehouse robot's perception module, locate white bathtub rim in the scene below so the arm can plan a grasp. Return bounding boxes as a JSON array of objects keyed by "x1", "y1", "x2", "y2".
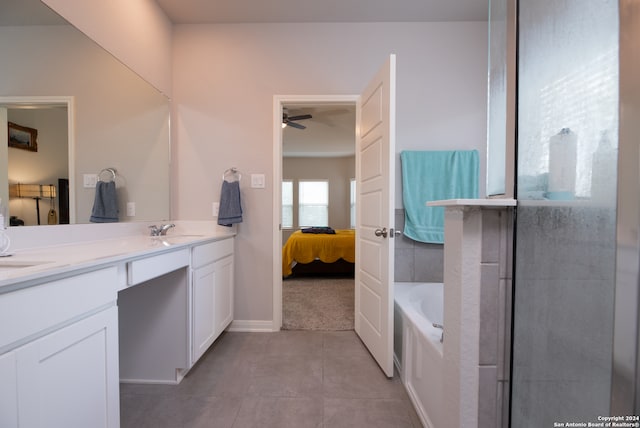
[
  {"x1": 395, "y1": 282, "x2": 444, "y2": 428},
  {"x1": 394, "y1": 282, "x2": 444, "y2": 356}
]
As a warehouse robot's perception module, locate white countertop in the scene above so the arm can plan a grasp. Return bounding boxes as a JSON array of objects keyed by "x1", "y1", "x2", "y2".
[
  {"x1": 427, "y1": 198, "x2": 517, "y2": 207},
  {"x1": 0, "y1": 222, "x2": 235, "y2": 292}
]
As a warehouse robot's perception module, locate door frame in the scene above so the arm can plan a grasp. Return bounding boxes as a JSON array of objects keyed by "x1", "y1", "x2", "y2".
[
  {"x1": 272, "y1": 94, "x2": 359, "y2": 331},
  {"x1": 0, "y1": 96, "x2": 76, "y2": 225}
]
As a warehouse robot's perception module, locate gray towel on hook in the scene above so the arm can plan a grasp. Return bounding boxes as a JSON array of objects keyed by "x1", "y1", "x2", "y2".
[
  {"x1": 90, "y1": 181, "x2": 119, "y2": 223},
  {"x1": 218, "y1": 180, "x2": 242, "y2": 226}
]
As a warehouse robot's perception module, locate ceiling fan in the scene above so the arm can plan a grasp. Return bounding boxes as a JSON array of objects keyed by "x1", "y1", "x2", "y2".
[{"x1": 282, "y1": 111, "x2": 312, "y2": 129}]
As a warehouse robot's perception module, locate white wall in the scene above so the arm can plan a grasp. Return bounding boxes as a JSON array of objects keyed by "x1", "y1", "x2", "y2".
[
  {"x1": 42, "y1": 0, "x2": 173, "y2": 97},
  {"x1": 172, "y1": 22, "x2": 488, "y2": 322}
]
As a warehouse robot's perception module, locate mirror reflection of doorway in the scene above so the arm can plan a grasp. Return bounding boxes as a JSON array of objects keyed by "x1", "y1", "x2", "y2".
[
  {"x1": 1, "y1": 102, "x2": 70, "y2": 226},
  {"x1": 280, "y1": 103, "x2": 357, "y2": 331}
]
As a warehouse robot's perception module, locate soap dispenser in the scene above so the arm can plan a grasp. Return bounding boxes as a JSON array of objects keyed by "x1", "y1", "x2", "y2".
[
  {"x1": 590, "y1": 130, "x2": 617, "y2": 205},
  {"x1": 547, "y1": 128, "x2": 577, "y2": 200},
  {"x1": 0, "y1": 198, "x2": 10, "y2": 255}
]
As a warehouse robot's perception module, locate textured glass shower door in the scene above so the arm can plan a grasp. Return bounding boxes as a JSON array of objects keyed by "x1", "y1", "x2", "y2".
[{"x1": 511, "y1": 0, "x2": 620, "y2": 426}]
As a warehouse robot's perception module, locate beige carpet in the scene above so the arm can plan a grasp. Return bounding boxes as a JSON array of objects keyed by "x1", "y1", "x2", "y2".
[{"x1": 282, "y1": 277, "x2": 354, "y2": 331}]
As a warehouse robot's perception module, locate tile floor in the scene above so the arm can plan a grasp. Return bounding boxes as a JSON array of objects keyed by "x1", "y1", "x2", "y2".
[{"x1": 120, "y1": 330, "x2": 422, "y2": 428}]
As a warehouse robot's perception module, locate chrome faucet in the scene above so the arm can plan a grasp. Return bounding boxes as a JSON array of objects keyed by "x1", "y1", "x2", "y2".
[
  {"x1": 149, "y1": 223, "x2": 175, "y2": 236},
  {"x1": 432, "y1": 323, "x2": 444, "y2": 343},
  {"x1": 159, "y1": 223, "x2": 175, "y2": 235}
]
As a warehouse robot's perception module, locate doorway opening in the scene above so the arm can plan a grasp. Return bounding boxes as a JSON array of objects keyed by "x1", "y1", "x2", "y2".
[
  {"x1": 0, "y1": 96, "x2": 76, "y2": 226},
  {"x1": 272, "y1": 95, "x2": 358, "y2": 331}
]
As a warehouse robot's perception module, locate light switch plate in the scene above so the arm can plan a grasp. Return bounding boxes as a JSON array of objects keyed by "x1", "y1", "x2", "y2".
[
  {"x1": 126, "y1": 202, "x2": 135, "y2": 217},
  {"x1": 83, "y1": 174, "x2": 98, "y2": 188},
  {"x1": 212, "y1": 202, "x2": 219, "y2": 217},
  {"x1": 251, "y1": 174, "x2": 265, "y2": 189}
]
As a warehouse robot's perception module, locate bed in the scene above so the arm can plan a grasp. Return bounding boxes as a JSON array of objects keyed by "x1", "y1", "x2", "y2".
[{"x1": 282, "y1": 229, "x2": 355, "y2": 277}]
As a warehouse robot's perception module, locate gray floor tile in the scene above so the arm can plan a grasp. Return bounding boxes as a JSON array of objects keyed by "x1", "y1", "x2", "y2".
[
  {"x1": 122, "y1": 394, "x2": 241, "y2": 428},
  {"x1": 324, "y1": 398, "x2": 416, "y2": 428},
  {"x1": 232, "y1": 397, "x2": 323, "y2": 428},
  {"x1": 120, "y1": 392, "x2": 160, "y2": 428},
  {"x1": 177, "y1": 360, "x2": 252, "y2": 398},
  {"x1": 262, "y1": 330, "x2": 324, "y2": 356},
  {"x1": 322, "y1": 331, "x2": 369, "y2": 357},
  {"x1": 248, "y1": 354, "x2": 323, "y2": 397},
  {"x1": 323, "y1": 353, "x2": 406, "y2": 399},
  {"x1": 120, "y1": 331, "x2": 420, "y2": 428}
]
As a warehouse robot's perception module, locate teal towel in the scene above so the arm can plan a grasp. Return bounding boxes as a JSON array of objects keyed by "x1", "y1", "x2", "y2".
[{"x1": 401, "y1": 150, "x2": 479, "y2": 244}]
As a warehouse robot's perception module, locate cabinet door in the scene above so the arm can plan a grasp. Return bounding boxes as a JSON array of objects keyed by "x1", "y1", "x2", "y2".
[
  {"x1": 192, "y1": 263, "x2": 216, "y2": 363},
  {"x1": 16, "y1": 307, "x2": 120, "y2": 428},
  {"x1": 214, "y1": 255, "x2": 234, "y2": 337},
  {"x1": 0, "y1": 351, "x2": 18, "y2": 428}
]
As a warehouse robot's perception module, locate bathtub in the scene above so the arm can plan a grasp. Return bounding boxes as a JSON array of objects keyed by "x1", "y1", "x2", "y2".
[{"x1": 394, "y1": 282, "x2": 444, "y2": 428}]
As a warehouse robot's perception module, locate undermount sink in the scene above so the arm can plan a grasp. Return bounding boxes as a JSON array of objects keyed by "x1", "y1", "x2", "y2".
[
  {"x1": 150, "y1": 235, "x2": 205, "y2": 246},
  {"x1": 0, "y1": 260, "x2": 53, "y2": 272}
]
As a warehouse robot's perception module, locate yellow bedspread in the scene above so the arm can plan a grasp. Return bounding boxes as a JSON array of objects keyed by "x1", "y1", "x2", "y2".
[{"x1": 282, "y1": 229, "x2": 355, "y2": 276}]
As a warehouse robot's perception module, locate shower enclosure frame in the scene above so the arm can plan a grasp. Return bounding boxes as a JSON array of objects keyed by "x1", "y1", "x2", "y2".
[
  {"x1": 508, "y1": 0, "x2": 640, "y2": 424},
  {"x1": 611, "y1": 0, "x2": 640, "y2": 414}
]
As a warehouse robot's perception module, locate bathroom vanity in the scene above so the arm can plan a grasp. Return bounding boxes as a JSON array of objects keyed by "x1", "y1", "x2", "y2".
[{"x1": 0, "y1": 222, "x2": 234, "y2": 428}]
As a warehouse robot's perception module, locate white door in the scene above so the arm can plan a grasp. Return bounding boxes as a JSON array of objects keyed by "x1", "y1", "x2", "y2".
[{"x1": 355, "y1": 54, "x2": 396, "y2": 377}]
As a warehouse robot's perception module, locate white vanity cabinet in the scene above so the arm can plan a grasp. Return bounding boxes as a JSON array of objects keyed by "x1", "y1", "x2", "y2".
[
  {"x1": 0, "y1": 267, "x2": 120, "y2": 428},
  {"x1": 0, "y1": 351, "x2": 18, "y2": 427},
  {"x1": 191, "y1": 238, "x2": 234, "y2": 364},
  {"x1": 0, "y1": 227, "x2": 235, "y2": 426}
]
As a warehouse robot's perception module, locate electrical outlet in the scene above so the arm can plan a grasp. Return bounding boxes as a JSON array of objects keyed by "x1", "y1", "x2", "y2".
[
  {"x1": 126, "y1": 202, "x2": 135, "y2": 217},
  {"x1": 212, "y1": 202, "x2": 219, "y2": 217}
]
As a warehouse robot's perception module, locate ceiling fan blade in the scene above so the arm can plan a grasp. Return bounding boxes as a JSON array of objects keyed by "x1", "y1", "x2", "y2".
[
  {"x1": 287, "y1": 114, "x2": 312, "y2": 121},
  {"x1": 287, "y1": 121, "x2": 306, "y2": 129}
]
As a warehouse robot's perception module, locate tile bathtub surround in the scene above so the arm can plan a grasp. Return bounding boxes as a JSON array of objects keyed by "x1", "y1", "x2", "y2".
[
  {"x1": 394, "y1": 209, "x2": 444, "y2": 283},
  {"x1": 120, "y1": 330, "x2": 422, "y2": 428}
]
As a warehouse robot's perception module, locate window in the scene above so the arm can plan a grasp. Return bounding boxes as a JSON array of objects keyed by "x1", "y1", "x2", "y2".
[
  {"x1": 350, "y1": 178, "x2": 356, "y2": 229},
  {"x1": 281, "y1": 180, "x2": 293, "y2": 228},
  {"x1": 299, "y1": 180, "x2": 328, "y2": 227}
]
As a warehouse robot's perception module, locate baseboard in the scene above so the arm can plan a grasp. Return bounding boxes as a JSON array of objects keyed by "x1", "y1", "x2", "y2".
[
  {"x1": 405, "y1": 381, "x2": 433, "y2": 428},
  {"x1": 119, "y1": 378, "x2": 180, "y2": 385},
  {"x1": 227, "y1": 319, "x2": 276, "y2": 332},
  {"x1": 393, "y1": 353, "x2": 404, "y2": 383}
]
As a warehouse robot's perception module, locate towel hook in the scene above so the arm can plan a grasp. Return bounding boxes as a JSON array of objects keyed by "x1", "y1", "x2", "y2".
[{"x1": 98, "y1": 167, "x2": 117, "y2": 182}]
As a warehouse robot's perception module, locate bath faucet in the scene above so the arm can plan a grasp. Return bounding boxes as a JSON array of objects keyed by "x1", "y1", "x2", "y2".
[
  {"x1": 159, "y1": 223, "x2": 175, "y2": 236},
  {"x1": 432, "y1": 323, "x2": 444, "y2": 343},
  {"x1": 148, "y1": 223, "x2": 175, "y2": 236}
]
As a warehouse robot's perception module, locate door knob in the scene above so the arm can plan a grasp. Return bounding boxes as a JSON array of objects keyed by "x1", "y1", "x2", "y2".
[{"x1": 374, "y1": 227, "x2": 388, "y2": 238}]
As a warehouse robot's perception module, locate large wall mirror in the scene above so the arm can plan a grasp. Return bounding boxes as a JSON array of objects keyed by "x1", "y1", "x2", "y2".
[{"x1": 0, "y1": 0, "x2": 170, "y2": 226}]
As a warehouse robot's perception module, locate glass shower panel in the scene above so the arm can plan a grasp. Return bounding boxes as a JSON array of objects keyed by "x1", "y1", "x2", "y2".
[
  {"x1": 486, "y1": 0, "x2": 508, "y2": 196},
  {"x1": 512, "y1": 0, "x2": 619, "y2": 426}
]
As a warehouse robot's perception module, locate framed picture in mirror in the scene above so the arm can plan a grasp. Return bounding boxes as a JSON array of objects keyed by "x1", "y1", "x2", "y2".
[{"x1": 8, "y1": 121, "x2": 38, "y2": 152}]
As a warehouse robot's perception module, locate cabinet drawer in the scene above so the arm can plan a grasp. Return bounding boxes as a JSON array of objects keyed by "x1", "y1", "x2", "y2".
[
  {"x1": 127, "y1": 248, "x2": 189, "y2": 286},
  {"x1": 192, "y1": 238, "x2": 234, "y2": 268},
  {"x1": 0, "y1": 267, "x2": 118, "y2": 352}
]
